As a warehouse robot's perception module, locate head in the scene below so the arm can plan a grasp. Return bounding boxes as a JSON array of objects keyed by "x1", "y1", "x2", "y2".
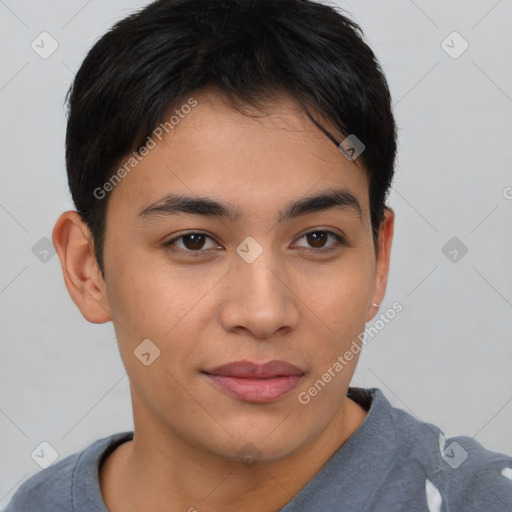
[{"x1": 53, "y1": 0, "x2": 396, "y2": 464}]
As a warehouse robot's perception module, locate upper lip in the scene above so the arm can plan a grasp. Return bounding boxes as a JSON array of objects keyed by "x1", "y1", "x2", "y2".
[{"x1": 204, "y1": 360, "x2": 304, "y2": 378}]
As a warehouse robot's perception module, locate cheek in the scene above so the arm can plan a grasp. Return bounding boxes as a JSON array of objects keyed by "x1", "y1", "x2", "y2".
[
  {"x1": 302, "y1": 256, "x2": 374, "y2": 327},
  {"x1": 104, "y1": 247, "x2": 198, "y2": 333},
  {"x1": 294, "y1": 259, "x2": 375, "y2": 380},
  {"x1": 295, "y1": 264, "x2": 373, "y2": 411},
  {"x1": 104, "y1": 253, "x2": 224, "y2": 378},
  {"x1": 105, "y1": 264, "x2": 202, "y2": 407}
]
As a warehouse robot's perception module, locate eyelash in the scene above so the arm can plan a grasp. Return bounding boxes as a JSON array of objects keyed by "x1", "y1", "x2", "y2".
[{"x1": 163, "y1": 229, "x2": 346, "y2": 256}]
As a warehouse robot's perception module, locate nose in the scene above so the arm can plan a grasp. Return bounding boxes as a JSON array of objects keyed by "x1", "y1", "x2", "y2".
[{"x1": 218, "y1": 248, "x2": 300, "y2": 340}]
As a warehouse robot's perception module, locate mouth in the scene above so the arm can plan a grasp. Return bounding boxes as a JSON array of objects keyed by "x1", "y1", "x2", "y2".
[{"x1": 202, "y1": 360, "x2": 305, "y2": 403}]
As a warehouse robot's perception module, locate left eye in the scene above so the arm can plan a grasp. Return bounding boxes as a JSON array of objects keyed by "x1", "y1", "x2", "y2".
[
  {"x1": 294, "y1": 230, "x2": 345, "y2": 251},
  {"x1": 164, "y1": 230, "x2": 344, "y2": 253}
]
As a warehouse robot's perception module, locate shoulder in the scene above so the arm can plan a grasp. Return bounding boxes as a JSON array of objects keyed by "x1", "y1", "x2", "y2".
[
  {"x1": 384, "y1": 392, "x2": 512, "y2": 510},
  {"x1": 4, "y1": 450, "x2": 80, "y2": 512},
  {"x1": 4, "y1": 432, "x2": 133, "y2": 512}
]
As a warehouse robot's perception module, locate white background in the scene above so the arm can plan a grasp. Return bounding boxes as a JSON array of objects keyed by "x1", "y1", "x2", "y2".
[{"x1": 1, "y1": 0, "x2": 511, "y2": 507}]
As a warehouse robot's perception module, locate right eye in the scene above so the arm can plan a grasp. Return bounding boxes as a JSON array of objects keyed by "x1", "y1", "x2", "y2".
[{"x1": 163, "y1": 232, "x2": 223, "y2": 255}]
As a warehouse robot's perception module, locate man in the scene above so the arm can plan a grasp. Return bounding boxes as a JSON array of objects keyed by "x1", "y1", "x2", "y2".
[{"x1": 6, "y1": 0, "x2": 512, "y2": 510}]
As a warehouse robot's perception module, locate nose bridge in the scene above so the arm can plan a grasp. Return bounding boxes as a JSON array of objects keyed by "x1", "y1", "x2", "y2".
[
  {"x1": 236, "y1": 239, "x2": 285, "y2": 304},
  {"x1": 221, "y1": 237, "x2": 299, "y2": 337}
]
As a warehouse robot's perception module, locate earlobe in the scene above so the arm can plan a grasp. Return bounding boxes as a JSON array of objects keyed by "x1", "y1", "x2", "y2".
[
  {"x1": 366, "y1": 207, "x2": 394, "y2": 322},
  {"x1": 52, "y1": 211, "x2": 111, "y2": 324}
]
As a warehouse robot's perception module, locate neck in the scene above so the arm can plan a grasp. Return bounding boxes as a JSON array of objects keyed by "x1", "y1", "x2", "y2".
[{"x1": 99, "y1": 397, "x2": 367, "y2": 512}]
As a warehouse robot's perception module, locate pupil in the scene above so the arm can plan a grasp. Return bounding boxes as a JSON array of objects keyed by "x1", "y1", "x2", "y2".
[
  {"x1": 185, "y1": 234, "x2": 204, "y2": 250},
  {"x1": 308, "y1": 231, "x2": 326, "y2": 248}
]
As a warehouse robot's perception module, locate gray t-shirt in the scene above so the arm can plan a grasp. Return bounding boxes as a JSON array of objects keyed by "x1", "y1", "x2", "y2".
[{"x1": 5, "y1": 388, "x2": 512, "y2": 511}]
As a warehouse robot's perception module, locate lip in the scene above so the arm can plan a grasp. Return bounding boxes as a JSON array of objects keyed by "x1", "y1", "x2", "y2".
[{"x1": 203, "y1": 360, "x2": 305, "y2": 403}]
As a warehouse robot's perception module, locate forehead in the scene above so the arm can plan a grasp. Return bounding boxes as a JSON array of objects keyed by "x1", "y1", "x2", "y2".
[{"x1": 106, "y1": 89, "x2": 370, "y2": 222}]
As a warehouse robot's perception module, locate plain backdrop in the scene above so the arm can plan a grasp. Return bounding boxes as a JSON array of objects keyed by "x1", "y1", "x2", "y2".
[{"x1": 1, "y1": 0, "x2": 511, "y2": 507}]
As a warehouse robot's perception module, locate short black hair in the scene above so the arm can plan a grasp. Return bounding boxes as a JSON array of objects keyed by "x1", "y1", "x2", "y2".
[{"x1": 65, "y1": 0, "x2": 397, "y2": 275}]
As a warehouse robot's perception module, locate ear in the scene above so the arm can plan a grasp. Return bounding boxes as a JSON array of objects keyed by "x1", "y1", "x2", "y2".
[
  {"x1": 52, "y1": 211, "x2": 111, "y2": 324},
  {"x1": 366, "y1": 207, "x2": 394, "y2": 322}
]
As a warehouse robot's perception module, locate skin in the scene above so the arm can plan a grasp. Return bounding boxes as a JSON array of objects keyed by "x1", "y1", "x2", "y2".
[{"x1": 52, "y1": 88, "x2": 394, "y2": 512}]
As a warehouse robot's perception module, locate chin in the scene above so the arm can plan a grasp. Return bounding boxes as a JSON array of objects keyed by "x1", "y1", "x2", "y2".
[{"x1": 208, "y1": 427, "x2": 311, "y2": 465}]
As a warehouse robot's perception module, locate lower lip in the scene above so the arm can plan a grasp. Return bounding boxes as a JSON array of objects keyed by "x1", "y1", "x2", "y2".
[{"x1": 204, "y1": 374, "x2": 303, "y2": 403}]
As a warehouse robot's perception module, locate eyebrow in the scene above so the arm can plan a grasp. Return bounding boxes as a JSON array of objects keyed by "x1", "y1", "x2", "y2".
[{"x1": 136, "y1": 188, "x2": 363, "y2": 224}]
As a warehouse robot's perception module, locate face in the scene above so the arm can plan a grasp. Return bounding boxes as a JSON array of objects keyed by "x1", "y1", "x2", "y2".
[{"x1": 96, "y1": 89, "x2": 391, "y2": 462}]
